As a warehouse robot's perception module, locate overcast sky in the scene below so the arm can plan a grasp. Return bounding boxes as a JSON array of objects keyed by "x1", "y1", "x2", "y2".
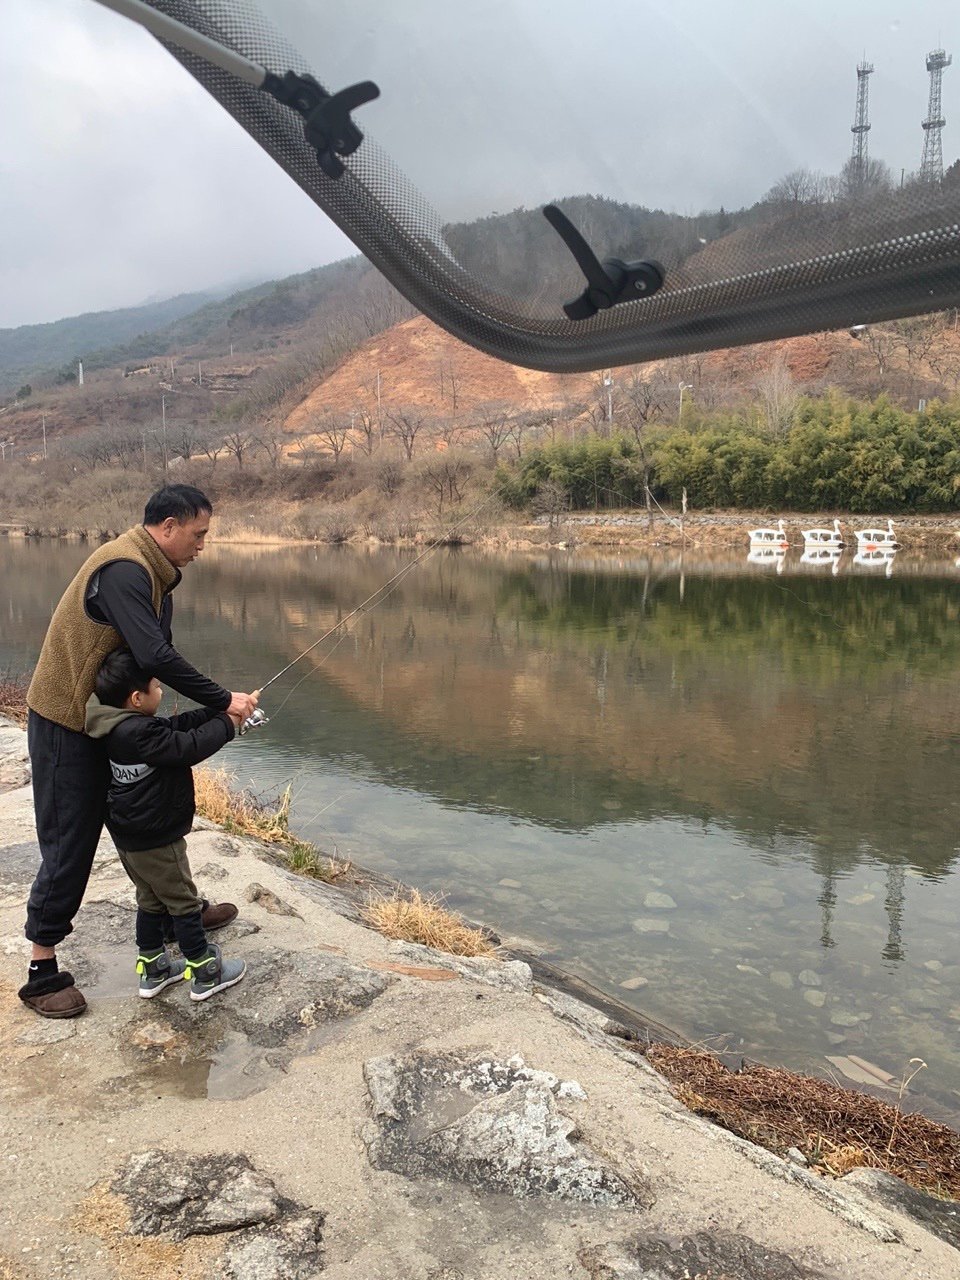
[{"x1": 2, "y1": 0, "x2": 956, "y2": 328}]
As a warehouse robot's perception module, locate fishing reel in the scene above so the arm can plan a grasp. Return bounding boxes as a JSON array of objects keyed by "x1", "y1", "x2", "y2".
[{"x1": 239, "y1": 707, "x2": 269, "y2": 736}]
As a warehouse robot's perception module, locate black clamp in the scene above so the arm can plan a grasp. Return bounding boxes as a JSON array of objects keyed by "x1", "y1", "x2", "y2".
[
  {"x1": 262, "y1": 71, "x2": 380, "y2": 179},
  {"x1": 543, "y1": 205, "x2": 665, "y2": 321}
]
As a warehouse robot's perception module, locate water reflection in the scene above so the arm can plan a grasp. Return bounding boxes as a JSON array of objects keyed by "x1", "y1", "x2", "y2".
[
  {"x1": 3, "y1": 539, "x2": 960, "y2": 1118},
  {"x1": 799, "y1": 546, "x2": 842, "y2": 573},
  {"x1": 746, "y1": 546, "x2": 786, "y2": 573},
  {"x1": 852, "y1": 548, "x2": 897, "y2": 576}
]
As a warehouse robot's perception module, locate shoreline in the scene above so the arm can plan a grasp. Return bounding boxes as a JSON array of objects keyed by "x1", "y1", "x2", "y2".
[
  {"x1": 3, "y1": 509, "x2": 960, "y2": 555},
  {"x1": 1, "y1": 717, "x2": 959, "y2": 1276}
]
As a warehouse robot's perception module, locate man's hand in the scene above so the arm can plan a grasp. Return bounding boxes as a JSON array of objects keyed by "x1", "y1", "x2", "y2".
[{"x1": 227, "y1": 691, "x2": 259, "y2": 721}]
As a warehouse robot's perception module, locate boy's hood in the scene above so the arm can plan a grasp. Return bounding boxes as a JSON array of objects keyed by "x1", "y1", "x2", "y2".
[{"x1": 84, "y1": 693, "x2": 140, "y2": 739}]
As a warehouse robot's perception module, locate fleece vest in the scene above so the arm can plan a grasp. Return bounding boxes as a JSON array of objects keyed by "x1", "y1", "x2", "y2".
[{"x1": 27, "y1": 526, "x2": 179, "y2": 733}]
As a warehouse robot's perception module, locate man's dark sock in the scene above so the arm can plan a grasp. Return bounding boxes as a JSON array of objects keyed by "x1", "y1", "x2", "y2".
[{"x1": 27, "y1": 957, "x2": 58, "y2": 982}]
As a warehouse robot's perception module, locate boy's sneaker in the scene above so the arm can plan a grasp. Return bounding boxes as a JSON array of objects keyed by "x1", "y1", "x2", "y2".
[
  {"x1": 136, "y1": 949, "x2": 187, "y2": 999},
  {"x1": 185, "y1": 944, "x2": 246, "y2": 1002}
]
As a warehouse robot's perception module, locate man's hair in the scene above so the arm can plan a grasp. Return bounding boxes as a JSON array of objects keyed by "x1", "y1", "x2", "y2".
[
  {"x1": 95, "y1": 649, "x2": 154, "y2": 709},
  {"x1": 143, "y1": 484, "x2": 212, "y2": 526}
]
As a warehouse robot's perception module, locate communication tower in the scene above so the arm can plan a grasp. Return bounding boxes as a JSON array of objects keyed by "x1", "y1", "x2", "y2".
[
  {"x1": 920, "y1": 48, "x2": 952, "y2": 181},
  {"x1": 850, "y1": 60, "x2": 874, "y2": 187}
]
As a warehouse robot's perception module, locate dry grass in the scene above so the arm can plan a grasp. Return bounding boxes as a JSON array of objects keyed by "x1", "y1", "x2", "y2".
[
  {"x1": 362, "y1": 888, "x2": 495, "y2": 957},
  {"x1": 194, "y1": 767, "x2": 347, "y2": 882},
  {"x1": 642, "y1": 1043, "x2": 960, "y2": 1201},
  {"x1": 0, "y1": 674, "x2": 29, "y2": 727}
]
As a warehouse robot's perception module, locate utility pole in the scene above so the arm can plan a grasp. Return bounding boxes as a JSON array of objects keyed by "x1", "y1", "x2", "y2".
[
  {"x1": 603, "y1": 370, "x2": 613, "y2": 424},
  {"x1": 161, "y1": 395, "x2": 168, "y2": 473},
  {"x1": 678, "y1": 381, "x2": 693, "y2": 426},
  {"x1": 376, "y1": 368, "x2": 382, "y2": 438},
  {"x1": 77, "y1": 360, "x2": 84, "y2": 387},
  {"x1": 198, "y1": 361, "x2": 203, "y2": 386},
  {"x1": 42, "y1": 414, "x2": 47, "y2": 460}
]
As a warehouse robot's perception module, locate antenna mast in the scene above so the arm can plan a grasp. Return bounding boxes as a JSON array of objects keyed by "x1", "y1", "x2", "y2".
[
  {"x1": 920, "y1": 48, "x2": 952, "y2": 181},
  {"x1": 850, "y1": 60, "x2": 874, "y2": 188}
]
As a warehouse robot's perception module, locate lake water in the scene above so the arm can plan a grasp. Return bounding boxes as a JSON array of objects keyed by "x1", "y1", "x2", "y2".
[{"x1": 4, "y1": 537, "x2": 960, "y2": 1122}]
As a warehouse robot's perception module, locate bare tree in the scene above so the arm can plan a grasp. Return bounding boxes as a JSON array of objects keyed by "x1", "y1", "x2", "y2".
[
  {"x1": 309, "y1": 413, "x2": 350, "y2": 460},
  {"x1": 763, "y1": 167, "x2": 831, "y2": 208},
  {"x1": 474, "y1": 403, "x2": 513, "y2": 461},
  {"x1": 171, "y1": 422, "x2": 200, "y2": 461},
  {"x1": 197, "y1": 430, "x2": 226, "y2": 466},
  {"x1": 419, "y1": 452, "x2": 472, "y2": 518},
  {"x1": 854, "y1": 324, "x2": 900, "y2": 376},
  {"x1": 386, "y1": 408, "x2": 426, "y2": 460},
  {"x1": 290, "y1": 434, "x2": 320, "y2": 466},
  {"x1": 891, "y1": 316, "x2": 941, "y2": 379},
  {"x1": 256, "y1": 424, "x2": 289, "y2": 467},
  {"x1": 754, "y1": 353, "x2": 800, "y2": 436},
  {"x1": 353, "y1": 407, "x2": 380, "y2": 456},
  {"x1": 222, "y1": 426, "x2": 258, "y2": 468},
  {"x1": 620, "y1": 367, "x2": 670, "y2": 442}
]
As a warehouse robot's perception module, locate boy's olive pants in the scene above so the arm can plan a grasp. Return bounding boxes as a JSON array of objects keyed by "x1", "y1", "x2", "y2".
[{"x1": 117, "y1": 838, "x2": 207, "y2": 958}]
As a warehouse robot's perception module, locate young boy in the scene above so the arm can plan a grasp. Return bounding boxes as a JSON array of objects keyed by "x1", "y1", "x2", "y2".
[{"x1": 85, "y1": 648, "x2": 246, "y2": 1001}]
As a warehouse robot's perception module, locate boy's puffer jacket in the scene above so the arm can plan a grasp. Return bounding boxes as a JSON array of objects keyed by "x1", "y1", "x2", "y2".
[{"x1": 85, "y1": 694, "x2": 235, "y2": 852}]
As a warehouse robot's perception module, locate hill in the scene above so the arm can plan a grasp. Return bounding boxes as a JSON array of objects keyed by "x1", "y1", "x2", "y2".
[{"x1": 0, "y1": 287, "x2": 240, "y2": 392}]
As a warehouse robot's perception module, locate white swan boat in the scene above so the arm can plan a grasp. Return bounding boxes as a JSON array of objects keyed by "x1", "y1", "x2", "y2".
[
  {"x1": 855, "y1": 519, "x2": 898, "y2": 550},
  {"x1": 748, "y1": 519, "x2": 788, "y2": 548},
  {"x1": 802, "y1": 518, "x2": 843, "y2": 548}
]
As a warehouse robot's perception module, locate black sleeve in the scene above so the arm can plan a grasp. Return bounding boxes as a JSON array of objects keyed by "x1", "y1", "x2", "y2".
[
  {"x1": 91, "y1": 561, "x2": 231, "y2": 711},
  {"x1": 165, "y1": 707, "x2": 228, "y2": 734},
  {"x1": 120, "y1": 711, "x2": 235, "y2": 769}
]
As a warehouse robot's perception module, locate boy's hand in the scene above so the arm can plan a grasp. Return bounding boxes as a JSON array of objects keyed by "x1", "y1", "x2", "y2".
[
  {"x1": 227, "y1": 690, "x2": 259, "y2": 721},
  {"x1": 226, "y1": 709, "x2": 243, "y2": 729}
]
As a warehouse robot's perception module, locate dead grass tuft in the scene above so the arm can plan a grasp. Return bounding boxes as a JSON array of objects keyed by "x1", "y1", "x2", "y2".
[
  {"x1": 0, "y1": 673, "x2": 29, "y2": 727},
  {"x1": 642, "y1": 1043, "x2": 960, "y2": 1201},
  {"x1": 362, "y1": 888, "x2": 495, "y2": 957},
  {"x1": 194, "y1": 768, "x2": 348, "y2": 882},
  {"x1": 73, "y1": 1185, "x2": 212, "y2": 1279}
]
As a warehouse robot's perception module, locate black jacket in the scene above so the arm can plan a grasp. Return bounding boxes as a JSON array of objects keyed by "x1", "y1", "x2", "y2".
[{"x1": 84, "y1": 694, "x2": 235, "y2": 852}]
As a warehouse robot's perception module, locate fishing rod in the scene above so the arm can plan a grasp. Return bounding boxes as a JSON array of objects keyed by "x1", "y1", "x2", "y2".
[{"x1": 238, "y1": 488, "x2": 503, "y2": 734}]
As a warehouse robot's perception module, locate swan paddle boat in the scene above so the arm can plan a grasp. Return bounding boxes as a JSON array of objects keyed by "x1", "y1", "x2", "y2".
[
  {"x1": 802, "y1": 518, "x2": 843, "y2": 548},
  {"x1": 748, "y1": 519, "x2": 788, "y2": 548},
  {"x1": 855, "y1": 519, "x2": 898, "y2": 551}
]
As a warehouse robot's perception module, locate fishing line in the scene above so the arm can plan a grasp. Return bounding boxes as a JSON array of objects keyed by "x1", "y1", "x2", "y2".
[{"x1": 243, "y1": 486, "x2": 504, "y2": 730}]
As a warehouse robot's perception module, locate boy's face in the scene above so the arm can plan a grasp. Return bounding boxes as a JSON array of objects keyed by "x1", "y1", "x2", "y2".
[{"x1": 128, "y1": 678, "x2": 163, "y2": 716}]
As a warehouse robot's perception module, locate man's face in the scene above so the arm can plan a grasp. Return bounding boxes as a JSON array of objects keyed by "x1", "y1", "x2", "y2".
[{"x1": 157, "y1": 513, "x2": 210, "y2": 568}]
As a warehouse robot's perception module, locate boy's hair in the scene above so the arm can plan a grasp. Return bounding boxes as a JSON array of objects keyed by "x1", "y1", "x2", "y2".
[
  {"x1": 95, "y1": 649, "x2": 154, "y2": 708},
  {"x1": 143, "y1": 484, "x2": 212, "y2": 526}
]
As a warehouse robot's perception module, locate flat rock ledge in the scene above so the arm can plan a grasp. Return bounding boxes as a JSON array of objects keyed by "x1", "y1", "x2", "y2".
[
  {"x1": 363, "y1": 1050, "x2": 651, "y2": 1208},
  {"x1": 580, "y1": 1229, "x2": 825, "y2": 1279},
  {"x1": 112, "y1": 1149, "x2": 324, "y2": 1279}
]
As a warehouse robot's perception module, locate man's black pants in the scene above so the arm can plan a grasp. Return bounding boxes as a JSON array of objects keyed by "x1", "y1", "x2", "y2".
[{"x1": 25, "y1": 710, "x2": 110, "y2": 947}]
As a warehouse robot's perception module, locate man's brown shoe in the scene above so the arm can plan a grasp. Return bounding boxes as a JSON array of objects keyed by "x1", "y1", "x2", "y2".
[
  {"x1": 18, "y1": 971, "x2": 88, "y2": 1019},
  {"x1": 201, "y1": 900, "x2": 238, "y2": 932}
]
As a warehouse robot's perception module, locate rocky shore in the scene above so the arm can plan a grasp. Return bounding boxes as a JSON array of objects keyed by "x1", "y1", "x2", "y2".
[{"x1": 0, "y1": 718, "x2": 957, "y2": 1280}]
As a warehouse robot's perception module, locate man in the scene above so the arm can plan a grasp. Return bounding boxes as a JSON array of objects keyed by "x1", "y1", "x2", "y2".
[{"x1": 21, "y1": 483, "x2": 258, "y2": 1018}]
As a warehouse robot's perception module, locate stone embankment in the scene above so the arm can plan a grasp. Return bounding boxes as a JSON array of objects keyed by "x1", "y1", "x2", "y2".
[
  {"x1": 0, "y1": 718, "x2": 957, "y2": 1280},
  {"x1": 531, "y1": 511, "x2": 960, "y2": 552}
]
